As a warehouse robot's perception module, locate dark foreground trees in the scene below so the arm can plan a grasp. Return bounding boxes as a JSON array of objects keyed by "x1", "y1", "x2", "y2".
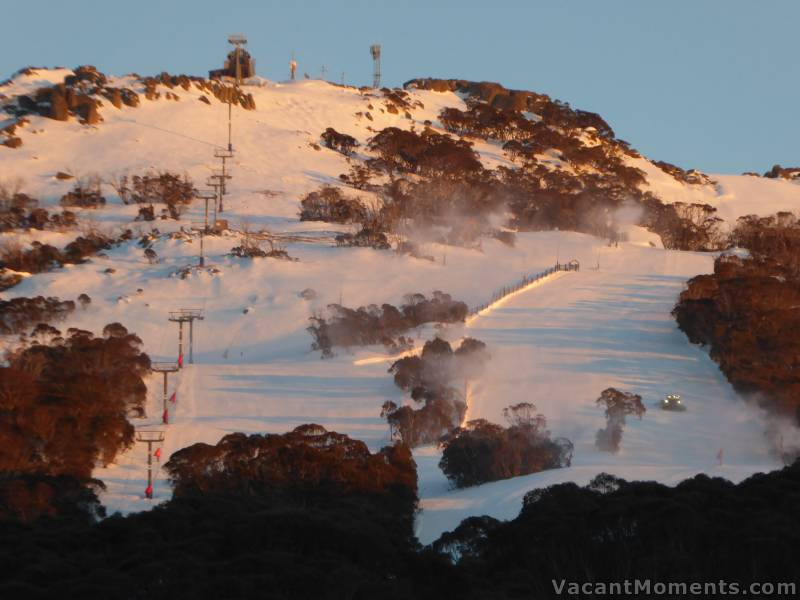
[
  {"x1": 0, "y1": 324, "x2": 150, "y2": 521},
  {"x1": 165, "y1": 425, "x2": 417, "y2": 501},
  {"x1": 432, "y1": 465, "x2": 800, "y2": 596},
  {"x1": 3, "y1": 447, "x2": 800, "y2": 598},
  {"x1": 0, "y1": 425, "x2": 458, "y2": 600},
  {"x1": 0, "y1": 473, "x2": 104, "y2": 523},
  {"x1": 0, "y1": 296, "x2": 75, "y2": 334},
  {"x1": 673, "y1": 213, "x2": 800, "y2": 420},
  {"x1": 439, "y1": 403, "x2": 573, "y2": 488}
]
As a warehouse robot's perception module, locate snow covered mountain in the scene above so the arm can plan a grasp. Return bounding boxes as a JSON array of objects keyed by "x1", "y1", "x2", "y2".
[{"x1": 1, "y1": 66, "x2": 799, "y2": 542}]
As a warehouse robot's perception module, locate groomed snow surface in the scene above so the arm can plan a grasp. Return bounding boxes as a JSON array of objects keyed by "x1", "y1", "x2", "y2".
[{"x1": 1, "y1": 69, "x2": 798, "y2": 545}]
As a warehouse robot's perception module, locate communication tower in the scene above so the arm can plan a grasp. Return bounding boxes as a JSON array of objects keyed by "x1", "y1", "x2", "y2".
[{"x1": 370, "y1": 44, "x2": 381, "y2": 89}]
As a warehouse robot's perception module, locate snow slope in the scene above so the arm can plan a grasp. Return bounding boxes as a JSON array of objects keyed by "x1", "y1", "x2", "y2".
[
  {"x1": 632, "y1": 155, "x2": 800, "y2": 222},
  {"x1": 414, "y1": 236, "x2": 780, "y2": 543},
  {"x1": 0, "y1": 68, "x2": 797, "y2": 542},
  {"x1": 82, "y1": 230, "x2": 783, "y2": 543}
]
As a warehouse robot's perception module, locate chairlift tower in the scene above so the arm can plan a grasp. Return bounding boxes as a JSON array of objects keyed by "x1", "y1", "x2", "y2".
[
  {"x1": 198, "y1": 190, "x2": 216, "y2": 233},
  {"x1": 370, "y1": 44, "x2": 381, "y2": 89},
  {"x1": 205, "y1": 178, "x2": 222, "y2": 226},
  {"x1": 151, "y1": 362, "x2": 179, "y2": 424},
  {"x1": 191, "y1": 221, "x2": 207, "y2": 267},
  {"x1": 214, "y1": 147, "x2": 234, "y2": 195},
  {"x1": 209, "y1": 171, "x2": 231, "y2": 213},
  {"x1": 135, "y1": 430, "x2": 165, "y2": 499},
  {"x1": 168, "y1": 309, "x2": 205, "y2": 366}
]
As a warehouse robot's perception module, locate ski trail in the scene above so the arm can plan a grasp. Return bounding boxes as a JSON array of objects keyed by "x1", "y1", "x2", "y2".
[
  {"x1": 354, "y1": 269, "x2": 570, "y2": 367},
  {"x1": 415, "y1": 248, "x2": 781, "y2": 544},
  {"x1": 95, "y1": 364, "x2": 176, "y2": 509}
]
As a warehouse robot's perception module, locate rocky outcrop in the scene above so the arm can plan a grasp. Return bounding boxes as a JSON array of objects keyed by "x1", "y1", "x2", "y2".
[
  {"x1": 0, "y1": 117, "x2": 28, "y2": 149},
  {"x1": 764, "y1": 164, "x2": 800, "y2": 180},
  {"x1": 104, "y1": 87, "x2": 123, "y2": 108},
  {"x1": 405, "y1": 77, "x2": 619, "y2": 142},
  {"x1": 2, "y1": 66, "x2": 255, "y2": 134},
  {"x1": 653, "y1": 160, "x2": 716, "y2": 186},
  {"x1": 1, "y1": 137, "x2": 22, "y2": 148},
  {"x1": 405, "y1": 78, "x2": 553, "y2": 114}
]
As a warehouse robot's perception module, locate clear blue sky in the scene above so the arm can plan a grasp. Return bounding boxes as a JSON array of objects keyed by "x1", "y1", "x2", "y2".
[{"x1": 2, "y1": 0, "x2": 797, "y2": 174}]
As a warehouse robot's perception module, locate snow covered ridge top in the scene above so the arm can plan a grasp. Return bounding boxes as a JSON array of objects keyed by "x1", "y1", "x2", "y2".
[
  {"x1": 405, "y1": 78, "x2": 798, "y2": 187},
  {"x1": 761, "y1": 164, "x2": 800, "y2": 181},
  {"x1": 0, "y1": 65, "x2": 256, "y2": 147},
  {"x1": 404, "y1": 77, "x2": 719, "y2": 185},
  {"x1": 405, "y1": 78, "x2": 558, "y2": 116},
  {"x1": 0, "y1": 65, "x2": 797, "y2": 243},
  {"x1": 406, "y1": 77, "x2": 614, "y2": 136}
]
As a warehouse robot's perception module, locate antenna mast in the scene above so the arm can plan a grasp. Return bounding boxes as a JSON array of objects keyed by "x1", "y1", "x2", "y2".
[
  {"x1": 228, "y1": 33, "x2": 248, "y2": 87},
  {"x1": 370, "y1": 44, "x2": 381, "y2": 89},
  {"x1": 226, "y1": 33, "x2": 248, "y2": 151}
]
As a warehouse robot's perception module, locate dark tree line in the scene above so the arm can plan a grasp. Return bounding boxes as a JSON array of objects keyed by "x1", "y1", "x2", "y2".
[
  {"x1": 731, "y1": 212, "x2": 800, "y2": 275},
  {"x1": 308, "y1": 291, "x2": 468, "y2": 357},
  {"x1": 165, "y1": 425, "x2": 417, "y2": 501},
  {"x1": 0, "y1": 191, "x2": 76, "y2": 232},
  {"x1": 0, "y1": 296, "x2": 76, "y2": 335},
  {"x1": 439, "y1": 403, "x2": 573, "y2": 488},
  {"x1": 0, "y1": 473, "x2": 105, "y2": 524},
  {"x1": 329, "y1": 119, "x2": 698, "y2": 250},
  {"x1": 640, "y1": 197, "x2": 728, "y2": 251},
  {"x1": 0, "y1": 323, "x2": 150, "y2": 521},
  {"x1": 2, "y1": 426, "x2": 799, "y2": 598},
  {"x1": 365, "y1": 126, "x2": 483, "y2": 180},
  {"x1": 0, "y1": 230, "x2": 121, "y2": 277},
  {"x1": 382, "y1": 337, "x2": 489, "y2": 447},
  {"x1": 431, "y1": 464, "x2": 800, "y2": 596},
  {"x1": 673, "y1": 213, "x2": 800, "y2": 423},
  {"x1": 0, "y1": 425, "x2": 436, "y2": 599},
  {"x1": 323, "y1": 80, "x2": 735, "y2": 252},
  {"x1": 334, "y1": 125, "x2": 507, "y2": 248},
  {"x1": 111, "y1": 171, "x2": 196, "y2": 219}
]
